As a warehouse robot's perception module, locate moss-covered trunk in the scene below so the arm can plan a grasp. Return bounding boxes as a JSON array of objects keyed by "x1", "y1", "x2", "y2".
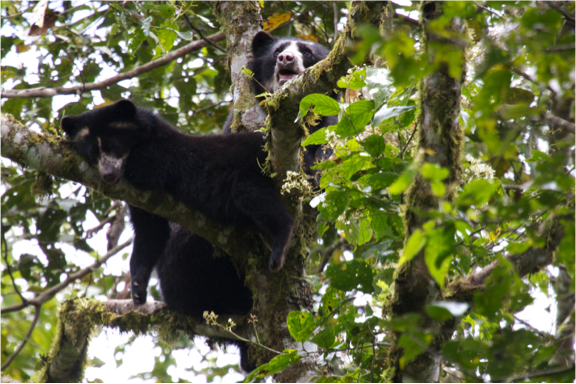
[{"x1": 389, "y1": 2, "x2": 465, "y2": 382}]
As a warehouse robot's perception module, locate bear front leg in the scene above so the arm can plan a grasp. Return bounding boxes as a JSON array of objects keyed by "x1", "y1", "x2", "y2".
[
  {"x1": 128, "y1": 205, "x2": 171, "y2": 305},
  {"x1": 232, "y1": 181, "x2": 294, "y2": 272}
]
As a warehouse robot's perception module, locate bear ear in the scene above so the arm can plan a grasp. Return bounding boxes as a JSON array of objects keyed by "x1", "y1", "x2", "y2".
[
  {"x1": 114, "y1": 99, "x2": 137, "y2": 119},
  {"x1": 252, "y1": 31, "x2": 276, "y2": 57},
  {"x1": 61, "y1": 116, "x2": 80, "y2": 137}
]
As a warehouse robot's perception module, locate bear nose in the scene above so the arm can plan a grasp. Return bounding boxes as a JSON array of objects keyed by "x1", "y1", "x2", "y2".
[{"x1": 277, "y1": 53, "x2": 294, "y2": 64}]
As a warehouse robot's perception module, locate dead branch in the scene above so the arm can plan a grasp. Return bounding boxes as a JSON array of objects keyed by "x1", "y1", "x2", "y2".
[{"x1": 0, "y1": 32, "x2": 225, "y2": 99}]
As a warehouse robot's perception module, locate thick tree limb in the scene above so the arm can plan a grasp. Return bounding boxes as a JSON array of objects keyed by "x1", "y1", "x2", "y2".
[
  {"x1": 0, "y1": 114, "x2": 256, "y2": 265},
  {"x1": 390, "y1": 2, "x2": 466, "y2": 382},
  {"x1": 36, "y1": 297, "x2": 247, "y2": 383},
  {"x1": 266, "y1": 1, "x2": 389, "y2": 183},
  {"x1": 0, "y1": 32, "x2": 225, "y2": 99}
]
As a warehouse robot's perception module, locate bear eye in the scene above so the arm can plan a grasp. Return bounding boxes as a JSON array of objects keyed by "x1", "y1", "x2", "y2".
[
  {"x1": 274, "y1": 49, "x2": 281, "y2": 57},
  {"x1": 303, "y1": 49, "x2": 312, "y2": 57}
]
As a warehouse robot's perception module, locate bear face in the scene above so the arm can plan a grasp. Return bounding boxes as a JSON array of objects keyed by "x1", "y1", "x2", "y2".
[
  {"x1": 251, "y1": 31, "x2": 331, "y2": 94},
  {"x1": 61, "y1": 100, "x2": 149, "y2": 185}
]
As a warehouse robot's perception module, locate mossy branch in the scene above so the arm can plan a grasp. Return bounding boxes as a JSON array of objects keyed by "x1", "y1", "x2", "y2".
[
  {"x1": 36, "y1": 298, "x2": 248, "y2": 383},
  {"x1": 0, "y1": 114, "x2": 256, "y2": 264},
  {"x1": 266, "y1": 1, "x2": 390, "y2": 184}
]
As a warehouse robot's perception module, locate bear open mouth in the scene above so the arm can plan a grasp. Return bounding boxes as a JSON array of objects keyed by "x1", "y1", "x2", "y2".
[{"x1": 278, "y1": 70, "x2": 297, "y2": 83}]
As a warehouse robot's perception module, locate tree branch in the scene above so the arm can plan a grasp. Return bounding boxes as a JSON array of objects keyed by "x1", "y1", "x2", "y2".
[
  {"x1": 0, "y1": 114, "x2": 255, "y2": 265},
  {"x1": 0, "y1": 32, "x2": 225, "y2": 99},
  {"x1": 267, "y1": 1, "x2": 389, "y2": 183},
  {"x1": 1, "y1": 237, "x2": 133, "y2": 314},
  {"x1": 37, "y1": 297, "x2": 249, "y2": 382},
  {"x1": 1, "y1": 305, "x2": 41, "y2": 371}
]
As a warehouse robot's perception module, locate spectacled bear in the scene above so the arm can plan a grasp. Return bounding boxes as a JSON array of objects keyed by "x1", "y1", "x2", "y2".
[
  {"x1": 224, "y1": 31, "x2": 336, "y2": 185},
  {"x1": 61, "y1": 99, "x2": 294, "y2": 274},
  {"x1": 60, "y1": 100, "x2": 292, "y2": 371}
]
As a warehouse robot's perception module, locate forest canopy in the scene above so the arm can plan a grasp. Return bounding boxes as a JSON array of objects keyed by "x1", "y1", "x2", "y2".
[{"x1": 1, "y1": 1, "x2": 574, "y2": 383}]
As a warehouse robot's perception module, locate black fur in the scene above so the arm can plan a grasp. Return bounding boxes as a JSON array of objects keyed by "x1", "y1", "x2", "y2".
[
  {"x1": 60, "y1": 100, "x2": 290, "y2": 372},
  {"x1": 223, "y1": 31, "x2": 336, "y2": 185},
  {"x1": 61, "y1": 100, "x2": 294, "y2": 276}
]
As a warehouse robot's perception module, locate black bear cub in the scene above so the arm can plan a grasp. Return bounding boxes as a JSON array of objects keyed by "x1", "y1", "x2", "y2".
[
  {"x1": 224, "y1": 31, "x2": 336, "y2": 184},
  {"x1": 61, "y1": 99, "x2": 294, "y2": 274}
]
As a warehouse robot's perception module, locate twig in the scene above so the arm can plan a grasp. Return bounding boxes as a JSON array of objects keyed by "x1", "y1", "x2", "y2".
[
  {"x1": 545, "y1": 2, "x2": 575, "y2": 24},
  {"x1": 544, "y1": 112, "x2": 576, "y2": 134},
  {"x1": 473, "y1": 2, "x2": 503, "y2": 18},
  {"x1": 512, "y1": 67, "x2": 556, "y2": 95},
  {"x1": 181, "y1": 11, "x2": 226, "y2": 53},
  {"x1": 499, "y1": 364, "x2": 575, "y2": 383},
  {"x1": 1, "y1": 231, "x2": 27, "y2": 305},
  {"x1": 1, "y1": 305, "x2": 41, "y2": 370},
  {"x1": 545, "y1": 43, "x2": 576, "y2": 52},
  {"x1": 393, "y1": 12, "x2": 420, "y2": 27},
  {"x1": 1, "y1": 238, "x2": 133, "y2": 314},
  {"x1": 333, "y1": 2, "x2": 338, "y2": 44},
  {"x1": 513, "y1": 315, "x2": 549, "y2": 338},
  {"x1": 1, "y1": 32, "x2": 225, "y2": 98}
]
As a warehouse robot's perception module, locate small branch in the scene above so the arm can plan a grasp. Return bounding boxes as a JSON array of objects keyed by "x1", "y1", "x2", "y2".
[
  {"x1": 473, "y1": 2, "x2": 503, "y2": 18},
  {"x1": 181, "y1": 11, "x2": 226, "y2": 53},
  {"x1": 513, "y1": 315, "x2": 549, "y2": 338},
  {"x1": 1, "y1": 231, "x2": 27, "y2": 305},
  {"x1": 393, "y1": 12, "x2": 420, "y2": 27},
  {"x1": 1, "y1": 238, "x2": 133, "y2": 314},
  {"x1": 512, "y1": 67, "x2": 557, "y2": 95},
  {"x1": 498, "y1": 364, "x2": 576, "y2": 383},
  {"x1": 1, "y1": 305, "x2": 41, "y2": 371},
  {"x1": 544, "y1": 2, "x2": 575, "y2": 25},
  {"x1": 0, "y1": 32, "x2": 225, "y2": 98},
  {"x1": 545, "y1": 43, "x2": 576, "y2": 52},
  {"x1": 544, "y1": 112, "x2": 575, "y2": 134}
]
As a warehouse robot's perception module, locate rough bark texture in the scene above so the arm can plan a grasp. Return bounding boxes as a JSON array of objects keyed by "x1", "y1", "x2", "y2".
[
  {"x1": 36, "y1": 298, "x2": 247, "y2": 383},
  {"x1": 211, "y1": 2, "x2": 265, "y2": 132},
  {"x1": 390, "y1": 2, "x2": 465, "y2": 382}
]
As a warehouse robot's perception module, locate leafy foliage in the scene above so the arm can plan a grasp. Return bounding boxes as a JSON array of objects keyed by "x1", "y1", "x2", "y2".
[{"x1": 1, "y1": 1, "x2": 574, "y2": 383}]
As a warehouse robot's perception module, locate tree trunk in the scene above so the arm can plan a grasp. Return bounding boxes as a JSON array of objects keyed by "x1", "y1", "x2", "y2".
[{"x1": 390, "y1": 2, "x2": 466, "y2": 382}]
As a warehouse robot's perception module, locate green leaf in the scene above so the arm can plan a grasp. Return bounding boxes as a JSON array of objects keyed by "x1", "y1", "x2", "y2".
[
  {"x1": 367, "y1": 172, "x2": 398, "y2": 190},
  {"x1": 297, "y1": 94, "x2": 340, "y2": 122},
  {"x1": 302, "y1": 127, "x2": 328, "y2": 146},
  {"x1": 337, "y1": 68, "x2": 367, "y2": 90},
  {"x1": 287, "y1": 311, "x2": 316, "y2": 342},
  {"x1": 398, "y1": 331, "x2": 432, "y2": 369},
  {"x1": 373, "y1": 105, "x2": 415, "y2": 127},
  {"x1": 399, "y1": 230, "x2": 426, "y2": 265},
  {"x1": 506, "y1": 242, "x2": 531, "y2": 255},
  {"x1": 420, "y1": 163, "x2": 450, "y2": 181},
  {"x1": 247, "y1": 350, "x2": 301, "y2": 380},
  {"x1": 388, "y1": 165, "x2": 417, "y2": 195},
  {"x1": 456, "y1": 179, "x2": 497, "y2": 207},
  {"x1": 360, "y1": 134, "x2": 386, "y2": 157},
  {"x1": 336, "y1": 100, "x2": 375, "y2": 138},
  {"x1": 526, "y1": 150, "x2": 550, "y2": 163},
  {"x1": 430, "y1": 181, "x2": 446, "y2": 197},
  {"x1": 311, "y1": 325, "x2": 337, "y2": 349},
  {"x1": 424, "y1": 227, "x2": 455, "y2": 289},
  {"x1": 365, "y1": 67, "x2": 393, "y2": 109},
  {"x1": 425, "y1": 305, "x2": 453, "y2": 321},
  {"x1": 325, "y1": 259, "x2": 374, "y2": 293}
]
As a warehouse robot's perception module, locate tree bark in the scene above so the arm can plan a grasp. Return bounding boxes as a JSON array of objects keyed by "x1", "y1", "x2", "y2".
[
  {"x1": 390, "y1": 2, "x2": 466, "y2": 382},
  {"x1": 211, "y1": 2, "x2": 266, "y2": 132}
]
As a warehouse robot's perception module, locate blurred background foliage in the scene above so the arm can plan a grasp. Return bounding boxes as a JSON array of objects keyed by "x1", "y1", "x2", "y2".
[{"x1": 1, "y1": 1, "x2": 574, "y2": 382}]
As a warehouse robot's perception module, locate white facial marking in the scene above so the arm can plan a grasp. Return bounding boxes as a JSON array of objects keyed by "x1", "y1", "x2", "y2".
[{"x1": 271, "y1": 41, "x2": 306, "y2": 93}]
